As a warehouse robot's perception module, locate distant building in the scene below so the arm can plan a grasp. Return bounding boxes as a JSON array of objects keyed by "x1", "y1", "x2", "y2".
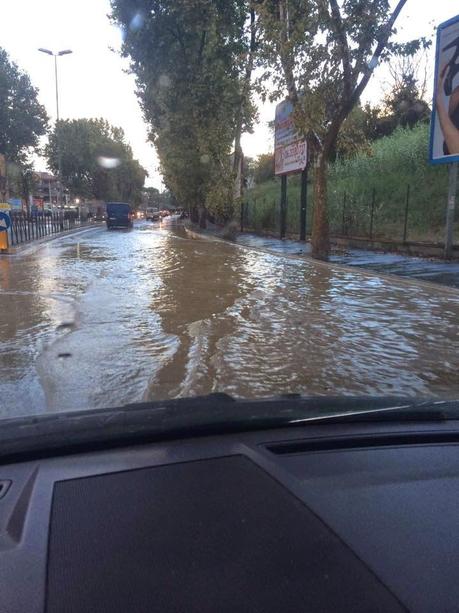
[{"x1": 34, "y1": 172, "x2": 59, "y2": 206}]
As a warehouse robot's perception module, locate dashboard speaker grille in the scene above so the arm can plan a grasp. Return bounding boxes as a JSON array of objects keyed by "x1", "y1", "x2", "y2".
[{"x1": 46, "y1": 455, "x2": 403, "y2": 613}]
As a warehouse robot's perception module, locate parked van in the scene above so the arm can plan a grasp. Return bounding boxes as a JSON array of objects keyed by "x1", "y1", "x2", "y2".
[{"x1": 106, "y1": 202, "x2": 133, "y2": 229}]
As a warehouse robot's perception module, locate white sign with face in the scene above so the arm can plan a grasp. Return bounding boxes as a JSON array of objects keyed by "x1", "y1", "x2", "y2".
[{"x1": 430, "y1": 15, "x2": 459, "y2": 164}]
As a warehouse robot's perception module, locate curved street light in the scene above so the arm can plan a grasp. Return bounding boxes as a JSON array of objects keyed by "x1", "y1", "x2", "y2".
[{"x1": 38, "y1": 48, "x2": 73, "y2": 207}]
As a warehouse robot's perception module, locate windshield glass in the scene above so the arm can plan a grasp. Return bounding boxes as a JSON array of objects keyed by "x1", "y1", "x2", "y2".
[{"x1": 0, "y1": 0, "x2": 458, "y2": 421}]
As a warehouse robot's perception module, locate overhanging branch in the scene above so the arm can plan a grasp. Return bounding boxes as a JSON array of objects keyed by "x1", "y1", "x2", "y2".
[
  {"x1": 350, "y1": 0, "x2": 408, "y2": 108},
  {"x1": 328, "y1": 0, "x2": 352, "y2": 97},
  {"x1": 324, "y1": 0, "x2": 408, "y2": 152}
]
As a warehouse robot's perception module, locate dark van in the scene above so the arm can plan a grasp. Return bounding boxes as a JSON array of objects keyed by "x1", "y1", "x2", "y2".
[{"x1": 106, "y1": 202, "x2": 133, "y2": 229}]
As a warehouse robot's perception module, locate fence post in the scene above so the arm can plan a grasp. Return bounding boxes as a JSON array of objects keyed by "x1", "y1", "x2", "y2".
[
  {"x1": 445, "y1": 163, "x2": 458, "y2": 259},
  {"x1": 280, "y1": 174, "x2": 287, "y2": 239},
  {"x1": 341, "y1": 192, "x2": 346, "y2": 235},
  {"x1": 300, "y1": 166, "x2": 308, "y2": 241},
  {"x1": 403, "y1": 184, "x2": 410, "y2": 244},
  {"x1": 369, "y1": 187, "x2": 376, "y2": 240}
]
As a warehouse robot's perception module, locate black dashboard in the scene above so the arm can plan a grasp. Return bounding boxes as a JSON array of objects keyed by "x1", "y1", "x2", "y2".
[{"x1": 1, "y1": 416, "x2": 459, "y2": 612}]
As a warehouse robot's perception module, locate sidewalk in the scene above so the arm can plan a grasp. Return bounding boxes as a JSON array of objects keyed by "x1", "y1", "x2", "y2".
[
  {"x1": 236, "y1": 232, "x2": 459, "y2": 289},
  {"x1": 185, "y1": 223, "x2": 459, "y2": 290},
  {"x1": 1, "y1": 223, "x2": 102, "y2": 256}
]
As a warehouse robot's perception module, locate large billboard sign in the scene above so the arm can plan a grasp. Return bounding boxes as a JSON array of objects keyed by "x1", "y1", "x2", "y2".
[
  {"x1": 429, "y1": 15, "x2": 459, "y2": 164},
  {"x1": 274, "y1": 100, "x2": 307, "y2": 175}
]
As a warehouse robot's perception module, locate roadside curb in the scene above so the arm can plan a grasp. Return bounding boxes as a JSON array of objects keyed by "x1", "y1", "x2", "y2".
[
  {"x1": 1, "y1": 224, "x2": 103, "y2": 257},
  {"x1": 184, "y1": 226, "x2": 459, "y2": 297}
]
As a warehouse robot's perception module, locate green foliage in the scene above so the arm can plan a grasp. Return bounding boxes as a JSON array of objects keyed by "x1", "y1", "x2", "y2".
[
  {"x1": 253, "y1": 153, "x2": 274, "y2": 184},
  {"x1": 246, "y1": 124, "x2": 450, "y2": 242},
  {"x1": 0, "y1": 47, "x2": 48, "y2": 162},
  {"x1": 7, "y1": 160, "x2": 37, "y2": 201},
  {"x1": 335, "y1": 105, "x2": 371, "y2": 159},
  {"x1": 382, "y1": 73, "x2": 430, "y2": 130},
  {"x1": 110, "y1": 0, "x2": 255, "y2": 221},
  {"x1": 143, "y1": 186, "x2": 172, "y2": 209},
  {"x1": 328, "y1": 123, "x2": 447, "y2": 238},
  {"x1": 45, "y1": 118, "x2": 147, "y2": 203},
  {"x1": 255, "y1": 0, "x2": 427, "y2": 257},
  {"x1": 255, "y1": 0, "x2": 422, "y2": 143}
]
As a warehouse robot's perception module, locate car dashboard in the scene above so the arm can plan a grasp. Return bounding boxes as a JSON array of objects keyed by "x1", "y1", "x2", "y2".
[{"x1": 1, "y1": 417, "x2": 459, "y2": 612}]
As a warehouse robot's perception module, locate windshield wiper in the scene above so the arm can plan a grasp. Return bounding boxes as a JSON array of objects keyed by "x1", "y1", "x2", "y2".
[{"x1": 291, "y1": 401, "x2": 450, "y2": 425}]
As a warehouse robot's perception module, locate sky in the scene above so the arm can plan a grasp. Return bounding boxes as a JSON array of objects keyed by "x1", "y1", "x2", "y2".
[{"x1": 1, "y1": 0, "x2": 457, "y2": 189}]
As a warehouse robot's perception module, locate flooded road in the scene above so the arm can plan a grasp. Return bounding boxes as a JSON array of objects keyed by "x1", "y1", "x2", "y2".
[{"x1": 0, "y1": 220, "x2": 458, "y2": 417}]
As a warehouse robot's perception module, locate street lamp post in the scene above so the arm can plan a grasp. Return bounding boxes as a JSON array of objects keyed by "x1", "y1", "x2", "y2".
[{"x1": 38, "y1": 48, "x2": 73, "y2": 208}]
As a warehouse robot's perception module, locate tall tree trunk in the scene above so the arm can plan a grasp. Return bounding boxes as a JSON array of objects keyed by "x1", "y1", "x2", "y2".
[
  {"x1": 199, "y1": 206, "x2": 207, "y2": 229},
  {"x1": 190, "y1": 206, "x2": 199, "y2": 224},
  {"x1": 232, "y1": 8, "x2": 256, "y2": 201},
  {"x1": 232, "y1": 129, "x2": 243, "y2": 200},
  {"x1": 233, "y1": 130, "x2": 244, "y2": 199},
  {"x1": 311, "y1": 152, "x2": 330, "y2": 260}
]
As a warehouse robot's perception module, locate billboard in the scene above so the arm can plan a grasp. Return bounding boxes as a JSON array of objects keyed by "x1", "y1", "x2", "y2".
[
  {"x1": 7, "y1": 198, "x2": 22, "y2": 212},
  {"x1": 274, "y1": 100, "x2": 308, "y2": 175},
  {"x1": 429, "y1": 14, "x2": 459, "y2": 164}
]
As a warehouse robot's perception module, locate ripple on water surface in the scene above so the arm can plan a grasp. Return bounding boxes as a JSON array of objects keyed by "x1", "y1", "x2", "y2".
[{"x1": 0, "y1": 225, "x2": 458, "y2": 416}]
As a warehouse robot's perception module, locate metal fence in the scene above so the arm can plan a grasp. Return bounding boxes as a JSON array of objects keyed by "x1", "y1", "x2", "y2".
[
  {"x1": 7, "y1": 211, "x2": 89, "y2": 247},
  {"x1": 244, "y1": 181, "x2": 459, "y2": 246}
]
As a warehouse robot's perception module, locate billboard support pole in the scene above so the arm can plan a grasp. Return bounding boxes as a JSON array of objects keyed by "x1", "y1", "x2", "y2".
[
  {"x1": 300, "y1": 165, "x2": 308, "y2": 241},
  {"x1": 280, "y1": 175, "x2": 287, "y2": 239},
  {"x1": 445, "y1": 163, "x2": 458, "y2": 258}
]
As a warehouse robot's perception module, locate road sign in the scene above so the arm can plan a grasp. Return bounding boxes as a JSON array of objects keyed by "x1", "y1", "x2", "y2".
[{"x1": 0, "y1": 211, "x2": 11, "y2": 232}]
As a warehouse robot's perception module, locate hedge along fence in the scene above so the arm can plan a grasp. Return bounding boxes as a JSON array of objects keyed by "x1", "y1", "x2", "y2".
[
  {"x1": 244, "y1": 176, "x2": 314, "y2": 237},
  {"x1": 245, "y1": 124, "x2": 455, "y2": 243}
]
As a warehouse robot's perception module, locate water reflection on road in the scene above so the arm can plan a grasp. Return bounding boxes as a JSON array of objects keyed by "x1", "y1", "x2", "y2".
[{"x1": 0, "y1": 220, "x2": 458, "y2": 417}]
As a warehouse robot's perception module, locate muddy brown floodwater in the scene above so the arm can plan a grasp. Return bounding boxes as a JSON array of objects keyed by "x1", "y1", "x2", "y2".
[{"x1": 0, "y1": 220, "x2": 458, "y2": 417}]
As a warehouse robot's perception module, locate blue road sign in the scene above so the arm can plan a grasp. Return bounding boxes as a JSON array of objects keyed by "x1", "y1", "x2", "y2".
[{"x1": 0, "y1": 211, "x2": 11, "y2": 232}]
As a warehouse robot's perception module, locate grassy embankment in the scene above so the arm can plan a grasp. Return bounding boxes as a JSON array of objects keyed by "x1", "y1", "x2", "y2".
[{"x1": 245, "y1": 124, "x2": 455, "y2": 243}]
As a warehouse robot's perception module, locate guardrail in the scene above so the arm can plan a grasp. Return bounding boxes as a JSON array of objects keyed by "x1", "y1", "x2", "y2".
[{"x1": 6, "y1": 212, "x2": 90, "y2": 248}]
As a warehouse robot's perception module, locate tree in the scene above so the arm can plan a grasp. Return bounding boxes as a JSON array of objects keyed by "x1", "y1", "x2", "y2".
[
  {"x1": 7, "y1": 160, "x2": 36, "y2": 211},
  {"x1": 383, "y1": 70, "x2": 430, "y2": 130},
  {"x1": 142, "y1": 186, "x2": 172, "y2": 209},
  {"x1": 45, "y1": 118, "x2": 147, "y2": 203},
  {"x1": 233, "y1": 6, "x2": 258, "y2": 199},
  {"x1": 253, "y1": 153, "x2": 275, "y2": 183},
  {"x1": 334, "y1": 105, "x2": 371, "y2": 159},
  {"x1": 0, "y1": 48, "x2": 48, "y2": 162},
  {"x1": 256, "y1": 0, "x2": 426, "y2": 259},
  {"x1": 110, "y1": 0, "x2": 255, "y2": 226}
]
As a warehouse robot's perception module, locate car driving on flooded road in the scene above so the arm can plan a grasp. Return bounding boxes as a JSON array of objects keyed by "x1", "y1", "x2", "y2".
[{"x1": 106, "y1": 202, "x2": 133, "y2": 230}]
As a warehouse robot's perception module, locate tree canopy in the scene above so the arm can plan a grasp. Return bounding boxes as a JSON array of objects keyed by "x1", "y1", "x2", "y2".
[
  {"x1": 110, "y1": 0, "x2": 256, "y2": 225},
  {"x1": 0, "y1": 47, "x2": 48, "y2": 162},
  {"x1": 255, "y1": 0, "x2": 427, "y2": 258},
  {"x1": 45, "y1": 118, "x2": 147, "y2": 204}
]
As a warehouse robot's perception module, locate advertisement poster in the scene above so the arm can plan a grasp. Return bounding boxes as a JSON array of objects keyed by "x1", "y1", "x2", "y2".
[
  {"x1": 430, "y1": 15, "x2": 459, "y2": 164},
  {"x1": 274, "y1": 100, "x2": 308, "y2": 175}
]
